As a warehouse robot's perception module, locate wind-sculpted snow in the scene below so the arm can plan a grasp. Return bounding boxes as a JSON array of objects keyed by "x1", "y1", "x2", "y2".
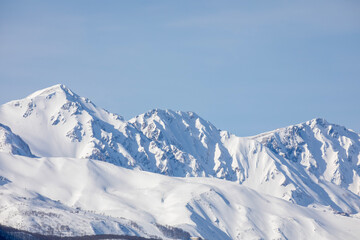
[
  {"x1": 0, "y1": 153, "x2": 360, "y2": 240},
  {"x1": 129, "y1": 109, "x2": 238, "y2": 178},
  {"x1": 0, "y1": 84, "x2": 359, "y2": 217},
  {"x1": 0, "y1": 123, "x2": 34, "y2": 157},
  {"x1": 253, "y1": 118, "x2": 360, "y2": 197}
]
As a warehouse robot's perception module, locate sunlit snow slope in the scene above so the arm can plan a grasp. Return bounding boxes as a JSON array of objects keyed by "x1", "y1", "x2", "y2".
[
  {"x1": 253, "y1": 118, "x2": 360, "y2": 196},
  {"x1": 0, "y1": 123, "x2": 33, "y2": 157},
  {"x1": 0, "y1": 153, "x2": 360, "y2": 240}
]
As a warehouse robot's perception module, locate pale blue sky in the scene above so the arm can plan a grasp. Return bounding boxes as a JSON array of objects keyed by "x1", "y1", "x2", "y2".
[{"x1": 0, "y1": 0, "x2": 359, "y2": 136}]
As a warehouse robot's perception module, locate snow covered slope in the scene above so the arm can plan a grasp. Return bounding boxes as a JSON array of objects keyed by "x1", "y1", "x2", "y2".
[
  {"x1": 253, "y1": 118, "x2": 360, "y2": 197},
  {"x1": 0, "y1": 85, "x2": 285, "y2": 182},
  {"x1": 0, "y1": 123, "x2": 33, "y2": 157},
  {"x1": 1, "y1": 153, "x2": 360, "y2": 240},
  {"x1": 0, "y1": 84, "x2": 359, "y2": 217},
  {"x1": 0, "y1": 84, "x2": 142, "y2": 166},
  {"x1": 129, "y1": 110, "x2": 360, "y2": 213}
]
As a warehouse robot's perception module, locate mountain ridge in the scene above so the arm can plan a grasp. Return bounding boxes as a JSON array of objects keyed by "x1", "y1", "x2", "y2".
[
  {"x1": 0, "y1": 84, "x2": 359, "y2": 213},
  {"x1": 1, "y1": 84, "x2": 360, "y2": 239},
  {"x1": 0, "y1": 123, "x2": 34, "y2": 157}
]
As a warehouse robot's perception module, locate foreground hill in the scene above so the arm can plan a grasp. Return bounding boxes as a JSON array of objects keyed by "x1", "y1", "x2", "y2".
[{"x1": 0, "y1": 153, "x2": 359, "y2": 240}]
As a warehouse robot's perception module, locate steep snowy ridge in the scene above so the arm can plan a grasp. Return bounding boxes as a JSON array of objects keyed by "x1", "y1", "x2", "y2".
[
  {"x1": 129, "y1": 109, "x2": 360, "y2": 213},
  {"x1": 130, "y1": 109, "x2": 291, "y2": 186},
  {"x1": 0, "y1": 123, "x2": 33, "y2": 157},
  {"x1": 129, "y1": 109, "x2": 234, "y2": 178},
  {"x1": 0, "y1": 84, "x2": 139, "y2": 166},
  {"x1": 130, "y1": 110, "x2": 315, "y2": 208},
  {"x1": 0, "y1": 84, "x2": 360, "y2": 239},
  {"x1": 253, "y1": 118, "x2": 360, "y2": 197}
]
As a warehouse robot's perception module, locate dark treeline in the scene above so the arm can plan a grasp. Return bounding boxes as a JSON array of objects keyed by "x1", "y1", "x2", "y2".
[{"x1": 0, "y1": 224, "x2": 160, "y2": 240}]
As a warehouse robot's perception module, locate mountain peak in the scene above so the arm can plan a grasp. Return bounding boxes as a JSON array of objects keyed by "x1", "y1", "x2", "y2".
[
  {"x1": 26, "y1": 84, "x2": 76, "y2": 100},
  {"x1": 306, "y1": 117, "x2": 329, "y2": 128},
  {"x1": 142, "y1": 108, "x2": 201, "y2": 120},
  {"x1": 134, "y1": 109, "x2": 214, "y2": 131}
]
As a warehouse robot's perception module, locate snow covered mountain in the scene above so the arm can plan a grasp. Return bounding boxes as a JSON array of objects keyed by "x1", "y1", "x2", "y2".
[
  {"x1": 128, "y1": 110, "x2": 360, "y2": 213},
  {"x1": 253, "y1": 119, "x2": 360, "y2": 196},
  {"x1": 0, "y1": 84, "x2": 360, "y2": 239},
  {"x1": 0, "y1": 85, "x2": 280, "y2": 181},
  {"x1": 0, "y1": 84, "x2": 131, "y2": 162}
]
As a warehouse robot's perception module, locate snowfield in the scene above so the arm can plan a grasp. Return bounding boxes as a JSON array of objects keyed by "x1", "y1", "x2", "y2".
[
  {"x1": 0, "y1": 84, "x2": 359, "y2": 239},
  {"x1": 1, "y1": 153, "x2": 360, "y2": 239}
]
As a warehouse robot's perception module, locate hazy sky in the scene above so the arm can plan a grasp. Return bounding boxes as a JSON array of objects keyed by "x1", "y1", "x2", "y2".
[{"x1": 0, "y1": 0, "x2": 359, "y2": 136}]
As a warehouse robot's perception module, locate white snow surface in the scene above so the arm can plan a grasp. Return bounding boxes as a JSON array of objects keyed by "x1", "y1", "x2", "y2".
[
  {"x1": 0, "y1": 84, "x2": 360, "y2": 239},
  {"x1": 0, "y1": 123, "x2": 33, "y2": 157},
  {"x1": 253, "y1": 118, "x2": 360, "y2": 196},
  {"x1": 0, "y1": 153, "x2": 360, "y2": 240}
]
